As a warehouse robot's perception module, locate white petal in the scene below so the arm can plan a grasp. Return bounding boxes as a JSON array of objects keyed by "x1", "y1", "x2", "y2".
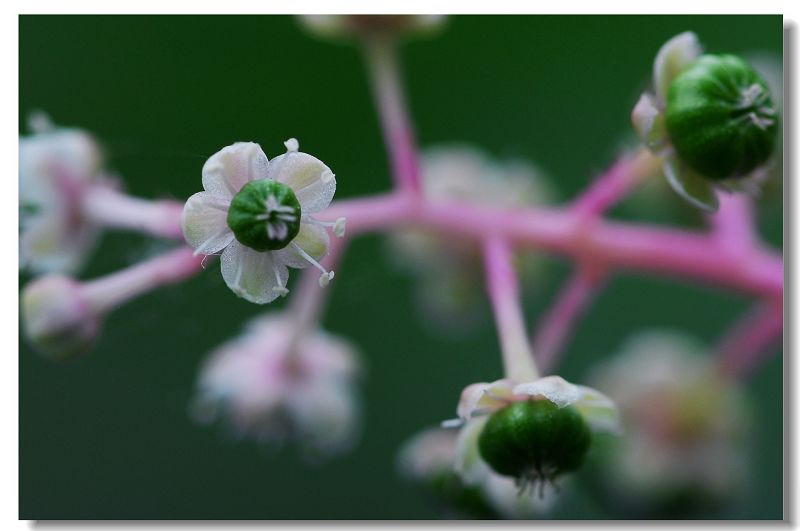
[
  {"x1": 456, "y1": 379, "x2": 516, "y2": 421},
  {"x1": 654, "y1": 32, "x2": 702, "y2": 104},
  {"x1": 202, "y1": 142, "x2": 269, "y2": 199},
  {"x1": 572, "y1": 385, "x2": 622, "y2": 435},
  {"x1": 267, "y1": 152, "x2": 336, "y2": 213},
  {"x1": 274, "y1": 222, "x2": 330, "y2": 269},
  {"x1": 663, "y1": 154, "x2": 720, "y2": 212},
  {"x1": 512, "y1": 375, "x2": 582, "y2": 408},
  {"x1": 20, "y1": 214, "x2": 98, "y2": 274},
  {"x1": 631, "y1": 93, "x2": 668, "y2": 152},
  {"x1": 453, "y1": 416, "x2": 491, "y2": 486},
  {"x1": 220, "y1": 240, "x2": 288, "y2": 304},
  {"x1": 181, "y1": 192, "x2": 234, "y2": 255}
]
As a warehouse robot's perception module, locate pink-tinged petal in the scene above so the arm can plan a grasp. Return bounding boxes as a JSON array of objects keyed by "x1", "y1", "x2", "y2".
[
  {"x1": 453, "y1": 416, "x2": 491, "y2": 486},
  {"x1": 267, "y1": 152, "x2": 336, "y2": 213},
  {"x1": 663, "y1": 153, "x2": 719, "y2": 213},
  {"x1": 572, "y1": 385, "x2": 622, "y2": 434},
  {"x1": 181, "y1": 191, "x2": 234, "y2": 255},
  {"x1": 273, "y1": 222, "x2": 329, "y2": 269},
  {"x1": 202, "y1": 142, "x2": 269, "y2": 199},
  {"x1": 654, "y1": 32, "x2": 702, "y2": 104},
  {"x1": 512, "y1": 375, "x2": 582, "y2": 408},
  {"x1": 456, "y1": 379, "x2": 516, "y2": 421},
  {"x1": 220, "y1": 241, "x2": 288, "y2": 304},
  {"x1": 20, "y1": 214, "x2": 99, "y2": 275}
]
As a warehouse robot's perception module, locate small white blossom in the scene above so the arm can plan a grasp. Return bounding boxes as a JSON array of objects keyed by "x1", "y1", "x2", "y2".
[
  {"x1": 181, "y1": 140, "x2": 343, "y2": 304},
  {"x1": 589, "y1": 330, "x2": 751, "y2": 508},
  {"x1": 192, "y1": 313, "x2": 362, "y2": 457},
  {"x1": 19, "y1": 120, "x2": 104, "y2": 274}
]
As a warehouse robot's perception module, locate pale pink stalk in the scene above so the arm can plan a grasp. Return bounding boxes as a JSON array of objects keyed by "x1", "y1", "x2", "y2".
[
  {"x1": 533, "y1": 266, "x2": 605, "y2": 374},
  {"x1": 482, "y1": 236, "x2": 539, "y2": 381},
  {"x1": 363, "y1": 37, "x2": 422, "y2": 197},
  {"x1": 82, "y1": 185, "x2": 184, "y2": 239},
  {"x1": 322, "y1": 196, "x2": 782, "y2": 299},
  {"x1": 716, "y1": 301, "x2": 783, "y2": 379},
  {"x1": 708, "y1": 193, "x2": 758, "y2": 255},
  {"x1": 570, "y1": 149, "x2": 659, "y2": 218},
  {"x1": 81, "y1": 246, "x2": 203, "y2": 314}
]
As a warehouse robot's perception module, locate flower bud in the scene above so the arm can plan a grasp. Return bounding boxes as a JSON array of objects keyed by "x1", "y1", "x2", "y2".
[
  {"x1": 226, "y1": 179, "x2": 302, "y2": 251},
  {"x1": 665, "y1": 54, "x2": 778, "y2": 181},
  {"x1": 298, "y1": 15, "x2": 445, "y2": 41},
  {"x1": 478, "y1": 399, "x2": 592, "y2": 487},
  {"x1": 21, "y1": 275, "x2": 100, "y2": 361}
]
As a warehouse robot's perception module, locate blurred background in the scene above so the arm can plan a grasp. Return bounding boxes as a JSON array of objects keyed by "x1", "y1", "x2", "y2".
[{"x1": 19, "y1": 15, "x2": 782, "y2": 519}]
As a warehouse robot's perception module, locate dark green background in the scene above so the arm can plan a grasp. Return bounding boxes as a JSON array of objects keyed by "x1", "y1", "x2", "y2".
[{"x1": 19, "y1": 15, "x2": 783, "y2": 519}]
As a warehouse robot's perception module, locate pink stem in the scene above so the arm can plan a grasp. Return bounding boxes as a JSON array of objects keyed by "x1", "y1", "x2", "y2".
[
  {"x1": 363, "y1": 37, "x2": 422, "y2": 197},
  {"x1": 482, "y1": 236, "x2": 539, "y2": 381},
  {"x1": 322, "y1": 195, "x2": 782, "y2": 300},
  {"x1": 82, "y1": 246, "x2": 204, "y2": 314},
  {"x1": 569, "y1": 149, "x2": 659, "y2": 218},
  {"x1": 533, "y1": 266, "x2": 605, "y2": 374},
  {"x1": 708, "y1": 193, "x2": 758, "y2": 256},
  {"x1": 82, "y1": 185, "x2": 184, "y2": 239},
  {"x1": 715, "y1": 300, "x2": 783, "y2": 379}
]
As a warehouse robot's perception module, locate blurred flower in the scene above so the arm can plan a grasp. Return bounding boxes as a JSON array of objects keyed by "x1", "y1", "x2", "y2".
[
  {"x1": 632, "y1": 32, "x2": 778, "y2": 212},
  {"x1": 397, "y1": 426, "x2": 558, "y2": 519},
  {"x1": 21, "y1": 275, "x2": 101, "y2": 361},
  {"x1": 181, "y1": 139, "x2": 345, "y2": 304},
  {"x1": 387, "y1": 146, "x2": 553, "y2": 331},
  {"x1": 588, "y1": 330, "x2": 751, "y2": 516},
  {"x1": 192, "y1": 313, "x2": 362, "y2": 458},
  {"x1": 447, "y1": 376, "x2": 619, "y2": 498},
  {"x1": 298, "y1": 15, "x2": 445, "y2": 41},
  {"x1": 19, "y1": 116, "x2": 104, "y2": 274}
]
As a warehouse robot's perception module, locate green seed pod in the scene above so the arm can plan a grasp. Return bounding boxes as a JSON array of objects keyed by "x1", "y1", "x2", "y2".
[
  {"x1": 477, "y1": 399, "x2": 592, "y2": 484},
  {"x1": 227, "y1": 179, "x2": 301, "y2": 251},
  {"x1": 665, "y1": 54, "x2": 778, "y2": 180}
]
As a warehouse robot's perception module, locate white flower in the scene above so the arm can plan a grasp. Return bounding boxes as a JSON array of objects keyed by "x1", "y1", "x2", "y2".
[
  {"x1": 387, "y1": 146, "x2": 553, "y2": 330},
  {"x1": 181, "y1": 140, "x2": 344, "y2": 304},
  {"x1": 192, "y1": 313, "x2": 362, "y2": 457},
  {"x1": 19, "y1": 119, "x2": 104, "y2": 274},
  {"x1": 397, "y1": 426, "x2": 558, "y2": 519},
  {"x1": 589, "y1": 330, "x2": 751, "y2": 507}
]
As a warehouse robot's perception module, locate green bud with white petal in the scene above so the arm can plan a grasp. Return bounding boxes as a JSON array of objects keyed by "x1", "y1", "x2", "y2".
[
  {"x1": 226, "y1": 179, "x2": 302, "y2": 251},
  {"x1": 665, "y1": 54, "x2": 778, "y2": 181},
  {"x1": 477, "y1": 399, "x2": 592, "y2": 489}
]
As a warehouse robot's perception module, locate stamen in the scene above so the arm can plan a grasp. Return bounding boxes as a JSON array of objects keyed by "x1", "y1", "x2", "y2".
[
  {"x1": 305, "y1": 216, "x2": 347, "y2": 238},
  {"x1": 272, "y1": 264, "x2": 289, "y2": 297},
  {"x1": 440, "y1": 418, "x2": 464, "y2": 429},
  {"x1": 290, "y1": 242, "x2": 335, "y2": 288},
  {"x1": 284, "y1": 138, "x2": 299, "y2": 153}
]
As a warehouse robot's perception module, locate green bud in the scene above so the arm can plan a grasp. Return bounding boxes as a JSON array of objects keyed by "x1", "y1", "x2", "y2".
[
  {"x1": 227, "y1": 179, "x2": 301, "y2": 251},
  {"x1": 478, "y1": 400, "x2": 591, "y2": 486},
  {"x1": 665, "y1": 54, "x2": 778, "y2": 180}
]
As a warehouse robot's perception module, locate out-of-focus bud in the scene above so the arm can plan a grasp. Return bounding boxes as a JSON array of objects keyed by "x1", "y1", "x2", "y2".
[
  {"x1": 588, "y1": 330, "x2": 752, "y2": 518},
  {"x1": 21, "y1": 275, "x2": 100, "y2": 361},
  {"x1": 298, "y1": 15, "x2": 445, "y2": 41}
]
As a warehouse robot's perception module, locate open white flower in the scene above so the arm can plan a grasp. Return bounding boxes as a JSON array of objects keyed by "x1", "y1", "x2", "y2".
[
  {"x1": 192, "y1": 313, "x2": 362, "y2": 457},
  {"x1": 19, "y1": 119, "x2": 104, "y2": 274},
  {"x1": 181, "y1": 139, "x2": 345, "y2": 304}
]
